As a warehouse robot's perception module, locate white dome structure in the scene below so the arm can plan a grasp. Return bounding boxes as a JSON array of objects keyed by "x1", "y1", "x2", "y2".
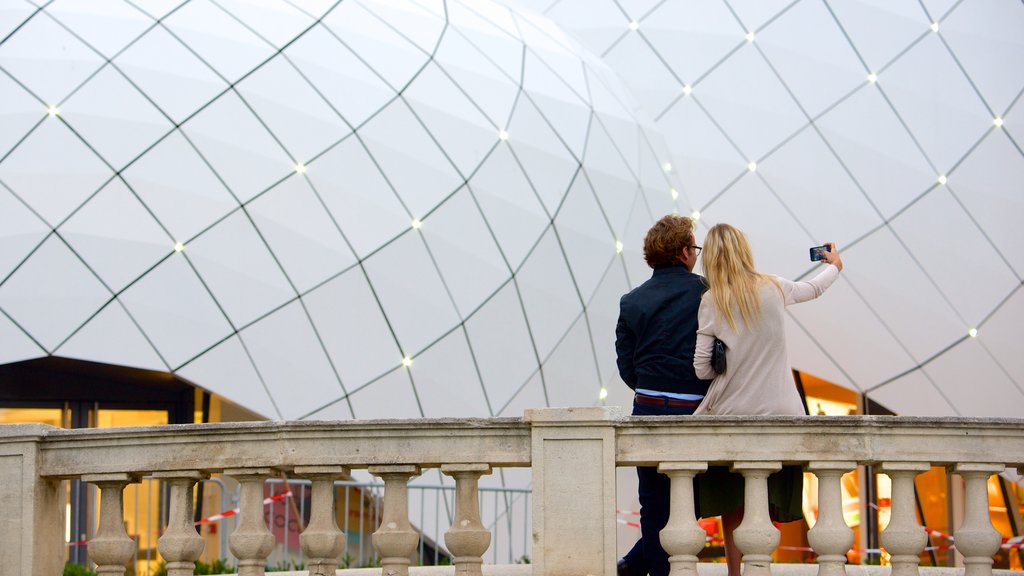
[
  {"x1": 0, "y1": 0, "x2": 686, "y2": 421},
  {"x1": 520, "y1": 0, "x2": 1024, "y2": 417}
]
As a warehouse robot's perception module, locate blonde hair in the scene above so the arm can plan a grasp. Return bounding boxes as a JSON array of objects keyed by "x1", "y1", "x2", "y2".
[{"x1": 701, "y1": 223, "x2": 779, "y2": 331}]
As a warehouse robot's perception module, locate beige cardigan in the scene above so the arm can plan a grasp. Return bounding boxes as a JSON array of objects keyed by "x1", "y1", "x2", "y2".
[{"x1": 692, "y1": 264, "x2": 840, "y2": 416}]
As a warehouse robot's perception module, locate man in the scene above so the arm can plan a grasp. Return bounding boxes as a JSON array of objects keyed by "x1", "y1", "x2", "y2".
[{"x1": 615, "y1": 214, "x2": 712, "y2": 576}]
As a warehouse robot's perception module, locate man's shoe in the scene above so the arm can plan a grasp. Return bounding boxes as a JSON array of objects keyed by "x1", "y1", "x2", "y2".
[{"x1": 617, "y1": 559, "x2": 639, "y2": 576}]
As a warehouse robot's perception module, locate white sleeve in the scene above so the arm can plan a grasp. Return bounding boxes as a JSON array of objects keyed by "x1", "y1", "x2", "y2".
[
  {"x1": 781, "y1": 264, "x2": 840, "y2": 306},
  {"x1": 693, "y1": 294, "x2": 717, "y2": 380}
]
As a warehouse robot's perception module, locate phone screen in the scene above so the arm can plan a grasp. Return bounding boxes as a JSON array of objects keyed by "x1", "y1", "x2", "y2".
[{"x1": 809, "y1": 245, "x2": 830, "y2": 261}]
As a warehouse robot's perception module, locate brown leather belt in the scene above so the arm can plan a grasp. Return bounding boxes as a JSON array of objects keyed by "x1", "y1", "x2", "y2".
[{"x1": 634, "y1": 393, "x2": 702, "y2": 408}]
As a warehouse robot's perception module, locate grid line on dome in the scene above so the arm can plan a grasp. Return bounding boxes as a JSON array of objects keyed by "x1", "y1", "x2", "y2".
[
  {"x1": 729, "y1": 7, "x2": 1009, "y2": 327},
  {"x1": 933, "y1": 30, "x2": 997, "y2": 119},
  {"x1": 4, "y1": 224, "x2": 175, "y2": 367},
  {"x1": 446, "y1": 6, "x2": 525, "y2": 93},
  {"x1": 0, "y1": 303, "x2": 46, "y2": 354},
  {"x1": 404, "y1": 368, "x2": 428, "y2": 419},
  {"x1": 0, "y1": 3, "x2": 39, "y2": 46},
  {"x1": 0, "y1": 95, "x2": 45, "y2": 165},
  {"x1": 233, "y1": 327, "x2": 286, "y2": 420},
  {"x1": 864, "y1": 333, "x2": 971, "y2": 397},
  {"x1": 944, "y1": 180, "x2": 1023, "y2": 285},
  {"x1": 783, "y1": 307, "x2": 860, "y2": 391},
  {"x1": 48, "y1": 271, "x2": 173, "y2": 371},
  {"x1": 977, "y1": 319, "x2": 1024, "y2": 400},
  {"x1": 0, "y1": 188, "x2": 51, "y2": 287},
  {"x1": 458, "y1": 324, "x2": 497, "y2": 417}
]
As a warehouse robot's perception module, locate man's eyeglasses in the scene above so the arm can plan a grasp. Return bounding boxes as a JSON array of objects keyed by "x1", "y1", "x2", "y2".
[{"x1": 691, "y1": 245, "x2": 702, "y2": 255}]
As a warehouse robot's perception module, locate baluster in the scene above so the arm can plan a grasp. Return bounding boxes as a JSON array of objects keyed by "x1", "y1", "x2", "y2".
[
  {"x1": 879, "y1": 463, "x2": 929, "y2": 576},
  {"x1": 731, "y1": 461, "x2": 783, "y2": 576},
  {"x1": 441, "y1": 464, "x2": 492, "y2": 576},
  {"x1": 369, "y1": 465, "x2": 422, "y2": 576},
  {"x1": 658, "y1": 462, "x2": 708, "y2": 576},
  {"x1": 808, "y1": 462, "x2": 856, "y2": 576},
  {"x1": 954, "y1": 463, "x2": 1005, "y2": 576},
  {"x1": 82, "y1": 474, "x2": 138, "y2": 576},
  {"x1": 295, "y1": 466, "x2": 349, "y2": 576},
  {"x1": 154, "y1": 471, "x2": 208, "y2": 576},
  {"x1": 225, "y1": 468, "x2": 276, "y2": 576}
]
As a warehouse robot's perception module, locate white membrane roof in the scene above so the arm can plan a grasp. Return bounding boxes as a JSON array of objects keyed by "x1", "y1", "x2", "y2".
[
  {"x1": 520, "y1": 0, "x2": 1024, "y2": 418},
  {"x1": 0, "y1": 0, "x2": 683, "y2": 425},
  {"x1": 1, "y1": 0, "x2": 1022, "y2": 428}
]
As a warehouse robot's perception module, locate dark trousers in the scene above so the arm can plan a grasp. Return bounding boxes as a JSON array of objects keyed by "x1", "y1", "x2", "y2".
[{"x1": 622, "y1": 400, "x2": 697, "y2": 576}]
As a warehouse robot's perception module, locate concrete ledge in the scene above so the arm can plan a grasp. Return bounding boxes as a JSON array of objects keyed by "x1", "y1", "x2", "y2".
[{"x1": 253, "y1": 566, "x2": 1024, "y2": 576}]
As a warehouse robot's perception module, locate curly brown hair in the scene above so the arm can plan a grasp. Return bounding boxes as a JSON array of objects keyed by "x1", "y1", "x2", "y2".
[{"x1": 643, "y1": 214, "x2": 694, "y2": 268}]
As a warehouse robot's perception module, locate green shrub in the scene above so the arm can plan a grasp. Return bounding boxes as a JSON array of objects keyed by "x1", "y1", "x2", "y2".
[
  {"x1": 266, "y1": 559, "x2": 304, "y2": 572},
  {"x1": 64, "y1": 563, "x2": 98, "y2": 576},
  {"x1": 197, "y1": 559, "x2": 236, "y2": 574},
  {"x1": 153, "y1": 558, "x2": 237, "y2": 575}
]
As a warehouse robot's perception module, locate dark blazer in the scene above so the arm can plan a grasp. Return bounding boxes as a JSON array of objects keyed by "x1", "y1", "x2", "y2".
[{"x1": 615, "y1": 264, "x2": 712, "y2": 396}]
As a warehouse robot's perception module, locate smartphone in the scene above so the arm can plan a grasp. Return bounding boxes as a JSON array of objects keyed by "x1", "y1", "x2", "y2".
[{"x1": 809, "y1": 244, "x2": 831, "y2": 262}]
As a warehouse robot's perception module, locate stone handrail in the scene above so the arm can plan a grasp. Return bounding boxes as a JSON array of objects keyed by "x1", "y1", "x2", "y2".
[{"x1": 2, "y1": 408, "x2": 1023, "y2": 576}]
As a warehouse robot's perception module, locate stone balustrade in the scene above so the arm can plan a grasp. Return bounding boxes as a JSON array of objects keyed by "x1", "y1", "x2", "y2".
[{"x1": 1, "y1": 408, "x2": 1022, "y2": 576}]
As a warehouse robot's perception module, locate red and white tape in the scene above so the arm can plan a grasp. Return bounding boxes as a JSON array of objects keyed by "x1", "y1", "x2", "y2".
[
  {"x1": 67, "y1": 491, "x2": 294, "y2": 547},
  {"x1": 616, "y1": 511, "x2": 1023, "y2": 552},
  {"x1": 195, "y1": 491, "x2": 292, "y2": 525}
]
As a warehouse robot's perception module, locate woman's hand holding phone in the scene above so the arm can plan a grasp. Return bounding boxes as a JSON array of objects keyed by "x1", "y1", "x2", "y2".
[{"x1": 819, "y1": 242, "x2": 842, "y2": 271}]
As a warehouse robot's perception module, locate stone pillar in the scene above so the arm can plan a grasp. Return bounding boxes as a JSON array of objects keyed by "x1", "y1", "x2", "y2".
[
  {"x1": 658, "y1": 462, "x2": 708, "y2": 576},
  {"x1": 442, "y1": 464, "x2": 493, "y2": 576},
  {"x1": 731, "y1": 461, "x2": 782, "y2": 576},
  {"x1": 225, "y1": 468, "x2": 276, "y2": 576},
  {"x1": 954, "y1": 463, "x2": 1005, "y2": 576},
  {"x1": 808, "y1": 462, "x2": 855, "y2": 576},
  {"x1": 878, "y1": 463, "x2": 928, "y2": 576},
  {"x1": 369, "y1": 464, "x2": 422, "y2": 576},
  {"x1": 0, "y1": 424, "x2": 64, "y2": 576},
  {"x1": 154, "y1": 471, "x2": 208, "y2": 576},
  {"x1": 525, "y1": 407, "x2": 620, "y2": 576},
  {"x1": 295, "y1": 466, "x2": 349, "y2": 576},
  {"x1": 82, "y1": 473, "x2": 138, "y2": 576}
]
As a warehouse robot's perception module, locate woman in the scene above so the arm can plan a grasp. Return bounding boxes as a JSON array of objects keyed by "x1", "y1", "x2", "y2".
[{"x1": 692, "y1": 223, "x2": 843, "y2": 576}]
